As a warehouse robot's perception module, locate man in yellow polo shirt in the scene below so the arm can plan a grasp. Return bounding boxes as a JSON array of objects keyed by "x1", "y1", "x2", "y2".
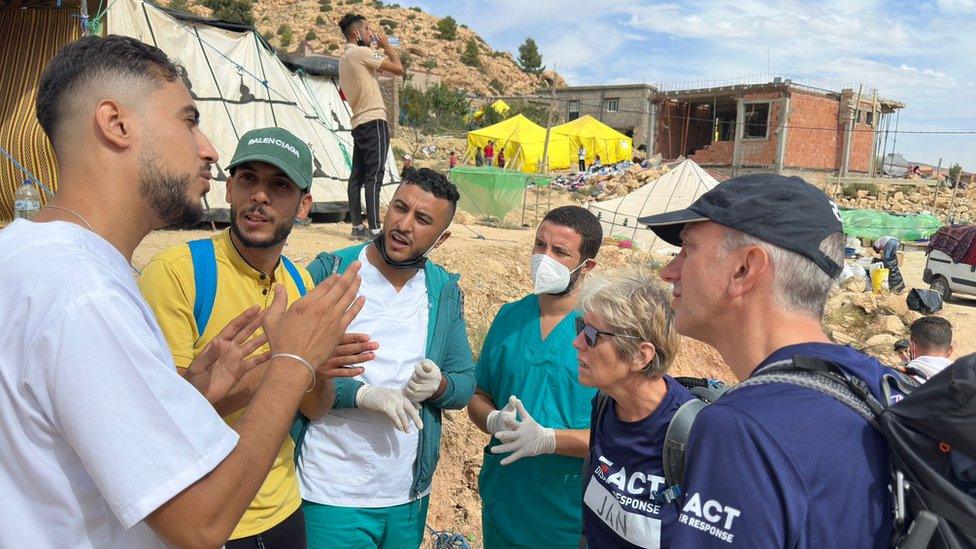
[{"x1": 140, "y1": 127, "x2": 374, "y2": 547}]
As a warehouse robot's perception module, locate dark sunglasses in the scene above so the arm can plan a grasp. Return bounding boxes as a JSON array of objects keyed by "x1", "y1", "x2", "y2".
[{"x1": 575, "y1": 317, "x2": 640, "y2": 347}]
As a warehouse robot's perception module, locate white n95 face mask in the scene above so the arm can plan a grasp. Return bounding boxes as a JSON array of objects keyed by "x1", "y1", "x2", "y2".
[{"x1": 531, "y1": 253, "x2": 584, "y2": 295}]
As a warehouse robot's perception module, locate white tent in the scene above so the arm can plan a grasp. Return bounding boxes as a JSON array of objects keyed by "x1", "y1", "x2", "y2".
[
  {"x1": 107, "y1": 0, "x2": 398, "y2": 220},
  {"x1": 587, "y1": 159, "x2": 720, "y2": 251}
]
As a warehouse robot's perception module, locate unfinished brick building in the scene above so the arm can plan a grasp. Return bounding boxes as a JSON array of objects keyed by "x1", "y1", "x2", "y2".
[{"x1": 652, "y1": 79, "x2": 904, "y2": 176}]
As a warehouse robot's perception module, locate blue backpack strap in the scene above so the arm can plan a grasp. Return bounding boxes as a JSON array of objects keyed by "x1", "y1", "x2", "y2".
[
  {"x1": 280, "y1": 255, "x2": 307, "y2": 296},
  {"x1": 188, "y1": 239, "x2": 218, "y2": 339}
]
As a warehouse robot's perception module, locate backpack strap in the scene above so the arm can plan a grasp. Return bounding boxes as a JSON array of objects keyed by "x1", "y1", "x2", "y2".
[
  {"x1": 188, "y1": 239, "x2": 218, "y2": 339},
  {"x1": 579, "y1": 392, "x2": 612, "y2": 548},
  {"x1": 291, "y1": 254, "x2": 340, "y2": 465},
  {"x1": 280, "y1": 255, "x2": 307, "y2": 296},
  {"x1": 659, "y1": 378, "x2": 729, "y2": 504}
]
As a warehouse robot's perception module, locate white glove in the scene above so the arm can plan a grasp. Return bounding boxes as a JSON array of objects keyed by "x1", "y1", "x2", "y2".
[
  {"x1": 355, "y1": 384, "x2": 424, "y2": 433},
  {"x1": 403, "y1": 359, "x2": 442, "y2": 403},
  {"x1": 486, "y1": 395, "x2": 519, "y2": 435},
  {"x1": 490, "y1": 398, "x2": 556, "y2": 465}
]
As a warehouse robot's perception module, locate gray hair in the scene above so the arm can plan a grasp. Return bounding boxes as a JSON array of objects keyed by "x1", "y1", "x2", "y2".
[
  {"x1": 577, "y1": 265, "x2": 681, "y2": 377},
  {"x1": 721, "y1": 228, "x2": 845, "y2": 317}
]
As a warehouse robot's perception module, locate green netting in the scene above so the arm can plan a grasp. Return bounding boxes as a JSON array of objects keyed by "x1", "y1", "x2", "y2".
[
  {"x1": 450, "y1": 166, "x2": 550, "y2": 220},
  {"x1": 839, "y1": 208, "x2": 943, "y2": 241}
]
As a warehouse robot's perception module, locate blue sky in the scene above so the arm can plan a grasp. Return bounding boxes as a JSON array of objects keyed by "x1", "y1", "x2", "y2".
[{"x1": 411, "y1": 0, "x2": 975, "y2": 170}]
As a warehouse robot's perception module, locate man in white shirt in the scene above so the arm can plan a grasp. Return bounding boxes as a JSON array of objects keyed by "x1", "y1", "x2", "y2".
[
  {"x1": 0, "y1": 34, "x2": 362, "y2": 548},
  {"x1": 906, "y1": 316, "x2": 954, "y2": 381}
]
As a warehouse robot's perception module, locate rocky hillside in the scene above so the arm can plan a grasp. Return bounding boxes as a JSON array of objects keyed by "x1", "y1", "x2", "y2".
[
  {"x1": 831, "y1": 181, "x2": 976, "y2": 224},
  {"x1": 185, "y1": 0, "x2": 565, "y2": 96}
]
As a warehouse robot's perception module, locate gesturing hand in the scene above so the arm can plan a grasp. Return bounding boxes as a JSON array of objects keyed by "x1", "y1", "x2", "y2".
[
  {"x1": 314, "y1": 333, "x2": 377, "y2": 381},
  {"x1": 356, "y1": 384, "x2": 424, "y2": 433},
  {"x1": 261, "y1": 262, "x2": 365, "y2": 377},
  {"x1": 486, "y1": 395, "x2": 519, "y2": 436},
  {"x1": 490, "y1": 398, "x2": 556, "y2": 466},
  {"x1": 184, "y1": 305, "x2": 269, "y2": 404},
  {"x1": 403, "y1": 359, "x2": 442, "y2": 403}
]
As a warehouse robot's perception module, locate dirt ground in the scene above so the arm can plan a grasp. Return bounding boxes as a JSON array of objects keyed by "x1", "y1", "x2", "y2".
[{"x1": 133, "y1": 220, "x2": 729, "y2": 548}]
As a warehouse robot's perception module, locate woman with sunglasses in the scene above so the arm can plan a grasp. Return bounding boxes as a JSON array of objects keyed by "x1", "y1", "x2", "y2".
[{"x1": 574, "y1": 265, "x2": 694, "y2": 549}]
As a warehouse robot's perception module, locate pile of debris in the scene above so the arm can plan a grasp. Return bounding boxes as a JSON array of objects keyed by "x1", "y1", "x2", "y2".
[
  {"x1": 832, "y1": 183, "x2": 976, "y2": 224},
  {"x1": 823, "y1": 275, "x2": 923, "y2": 366},
  {"x1": 552, "y1": 155, "x2": 671, "y2": 198}
]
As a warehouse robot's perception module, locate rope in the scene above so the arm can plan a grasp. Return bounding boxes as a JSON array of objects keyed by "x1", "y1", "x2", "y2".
[
  {"x1": 426, "y1": 525, "x2": 472, "y2": 549},
  {"x1": 0, "y1": 145, "x2": 55, "y2": 197}
]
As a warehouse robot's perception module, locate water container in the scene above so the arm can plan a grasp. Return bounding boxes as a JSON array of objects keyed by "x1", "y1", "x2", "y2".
[
  {"x1": 13, "y1": 179, "x2": 41, "y2": 220},
  {"x1": 388, "y1": 36, "x2": 399, "y2": 47}
]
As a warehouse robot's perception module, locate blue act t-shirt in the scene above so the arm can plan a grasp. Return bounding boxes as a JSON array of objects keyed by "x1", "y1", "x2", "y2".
[
  {"x1": 583, "y1": 376, "x2": 694, "y2": 549},
  {"x1": 670, "y1": 342, "x2": 896, "y2": 548}
]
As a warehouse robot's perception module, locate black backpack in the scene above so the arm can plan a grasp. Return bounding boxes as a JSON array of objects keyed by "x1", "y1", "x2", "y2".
[{"x1": 661, "y1": 355, "x2": 976, "y2": 549}]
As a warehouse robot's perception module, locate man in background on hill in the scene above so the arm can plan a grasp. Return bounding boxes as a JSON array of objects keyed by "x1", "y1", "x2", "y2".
[
  {"x1": 339, "y1": 13, "x2": 403, "y2": 240},
  {"x1": 468, "y1": 206, "x2": 602, "y2": 548}
]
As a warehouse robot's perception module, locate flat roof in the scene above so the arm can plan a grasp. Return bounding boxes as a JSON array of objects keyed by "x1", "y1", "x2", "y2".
[{"x1": 545, "y1": 83, "x2": 658, "y2": 93}]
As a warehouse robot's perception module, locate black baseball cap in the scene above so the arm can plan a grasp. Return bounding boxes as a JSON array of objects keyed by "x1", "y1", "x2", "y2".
[
  {"x1": 894, "y1": 339, "x2": 910, "y2": 351},
  {"x1": 638, "y1": 173, "x2": 844, "y2": 277}
]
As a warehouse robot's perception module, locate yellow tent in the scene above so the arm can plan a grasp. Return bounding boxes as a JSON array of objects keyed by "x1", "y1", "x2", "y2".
[
  {"x1": 467, "y1": 114, "x2": 572, "y2": 173},
  {"x1": 472, "y1": 99, "x2": 511, "y2": 121},
  {"x1": 553, "y1": 115, "x2": 633, "y2": 167}
]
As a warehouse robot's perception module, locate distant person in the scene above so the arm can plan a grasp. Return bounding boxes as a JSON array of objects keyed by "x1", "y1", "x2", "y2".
[
  {"x1": 578, "y1": 145, "x2": 586, "y2": 172},
  {"x1": 576, "y1": 266, "x2": 694, "y2": 549},
  {"x1": 894, "y1": 338, "x2": 911, "y2": 366},
  {"x1": 485, "y1": 140, "x2": 495, "y2": 167},
  {"x1": 497, "y1": 148, "x2": 506, "y2": 169},
  {"x1": 592, "y1": 155, "x2": 602, "y2": 169},
  {"x1": 475, "y1": 147, "x2": 484, "y2": 167},
  {"x1": 872, "y1": 235, "x2": 905, "y2": 292},
  {"x1": 906, "y1": 316, "x2": 954, "y2": 381},
  {"x1": 468, "y1": 206, "x2": 602, "y2": 548},
  {"x1": 449, "y1": 151, "x2": 458, "y2": 169},
  {"x1": 339, "y1": 13, "x2": 404, "y2": 241},
  {"x1": 400, "y1": 154, "x2": 413, "y2": 178}
]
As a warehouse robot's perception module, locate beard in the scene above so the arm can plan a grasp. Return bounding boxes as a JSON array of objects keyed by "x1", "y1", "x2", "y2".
[
  {"x1": 139, "y1": 151, "x2": 204, "y2": 230},
  {"x1": 230, "y1": 204, "x2": 295, "y2": 249}
]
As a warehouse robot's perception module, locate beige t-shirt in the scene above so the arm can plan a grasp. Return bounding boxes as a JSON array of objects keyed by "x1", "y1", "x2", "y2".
[{"x1": 339, "y1": 43, "x2": 387, "y2": 128}]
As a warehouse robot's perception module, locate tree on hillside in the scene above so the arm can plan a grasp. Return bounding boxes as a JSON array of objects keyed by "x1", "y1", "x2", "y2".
[
  {"x1": 461, "y1": 38, "x2": 480, "y2": 67},
  {"x1": 279, "y1": 25, "x2": 294, "y2": 48},
  {"x1": 200, "y1": 0, "x2": 255, "y2": 26},
  {"x1": 948, "y1": 163, "x2": 962, "y2": 186},
  {"x1": 518, "y1": 37, "x2": 545, "y2": 75},
  {"x1": 306, "y1": 29, "x2": 317, "y2": 41},
  {"x1": 436, "y1": 16, "x2": 457, "y2": 40}
]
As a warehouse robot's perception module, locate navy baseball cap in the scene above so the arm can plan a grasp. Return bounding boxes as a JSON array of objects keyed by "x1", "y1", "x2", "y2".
[{"x1": 638, "y1": 173, "x2": 844, "y2": 277}]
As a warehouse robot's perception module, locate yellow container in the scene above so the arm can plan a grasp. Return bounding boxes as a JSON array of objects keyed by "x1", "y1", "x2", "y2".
[{"x1": 871, "y1": 268, "x2": 890, "y2": 293}]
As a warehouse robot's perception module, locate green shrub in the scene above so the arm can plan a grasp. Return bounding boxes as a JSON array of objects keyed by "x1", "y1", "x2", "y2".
[
  {"x1": 435, "y1": 16, "x2": 457, "y2": 40},
  {"x1": 461, "y1": 38, "x2": 480, "y2": 67},
  {"x1": 305, "y1": 29, "x2": 317, "y2": 40},
  {"x1": 379, "y1": 18, "x2": 398, "y2": 30},
  {"x1": 410, "y1": 6, "x2": 421, "y2": 11},
  {"x1": 841, "y1": 182, "x2": 879, "y2": 198},
  {"x1": 315, "y1": 15, "x2": 326, "y2": 24},
  {"x1": 421, "y1": 58, "x2": 437, "y2": 70},
  {"x1": 489, "y1": 78, "x2": 505, "y2": 94}
]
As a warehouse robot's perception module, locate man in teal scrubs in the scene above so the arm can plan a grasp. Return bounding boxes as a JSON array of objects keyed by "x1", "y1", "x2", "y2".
[{"x1": 467, "y1": 206, "x2": 603, "y2": 548}]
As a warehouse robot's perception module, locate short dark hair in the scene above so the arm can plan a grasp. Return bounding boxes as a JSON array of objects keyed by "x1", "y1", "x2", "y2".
[
  {"x1": 910, "y1": 316, "x2": 953, "y2": 351},
  {"x1": 338, "y1": 13, "x2": 366, "y2": 38},
  {"x1": 36, "y1": 35, "x2": 181, "y2": 147},
  {"x1": 542, "y1": 205, "x2": 603, "y2": 261},
  {"x1": 402, "y1": 167, "x2": 460, "y2": 211}
]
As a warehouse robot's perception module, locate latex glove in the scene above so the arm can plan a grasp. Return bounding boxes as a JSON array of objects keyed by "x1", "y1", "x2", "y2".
[
  {"x1": 486, "y1": 395, "x2": 519, "y2": 435},
  {"x1": 490, "y1": 398, "x2": 555, "y2": 465},
  {"x1": 403, "y1": 359, "x2": 442, "y2": 403},
  {"x1": 356, "y1": 384, "x2": 424, "y2": 433}
]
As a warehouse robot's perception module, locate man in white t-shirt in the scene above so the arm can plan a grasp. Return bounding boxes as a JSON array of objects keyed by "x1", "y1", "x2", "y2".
[
  {"x1": 0, "y1": 35, "x2": 363, "y2": 548},
  {"x1": 906, "y1": 316, "x2": 954, "y2": 381},
  {"x1": 298, "y1": 168, "x2": 477, "y2": 548}
]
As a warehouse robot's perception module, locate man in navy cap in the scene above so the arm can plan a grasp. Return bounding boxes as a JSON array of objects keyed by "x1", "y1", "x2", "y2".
[{"x1": 640, "y1": 174, "x2": 896, "y2": 548}]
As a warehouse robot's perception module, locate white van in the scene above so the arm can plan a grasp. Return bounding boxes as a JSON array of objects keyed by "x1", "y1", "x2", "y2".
[{"x1": 923, "y1": 249, "x2": 976, "y2": 300}]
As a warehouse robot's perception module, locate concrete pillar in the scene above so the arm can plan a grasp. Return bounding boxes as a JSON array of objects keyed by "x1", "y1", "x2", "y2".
[
  {"x1": 648, "y1": 98, "x2": 658, "y2": 155},
  {"x1": 732, "y1": 97, "x2": 745, "y2": 176},
  {"x1": 774, "y1": 96, "x2": 790, "y2": 174},
  {"x1": 839, "y1": 88, "x2": 854, "y2": 177}
]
